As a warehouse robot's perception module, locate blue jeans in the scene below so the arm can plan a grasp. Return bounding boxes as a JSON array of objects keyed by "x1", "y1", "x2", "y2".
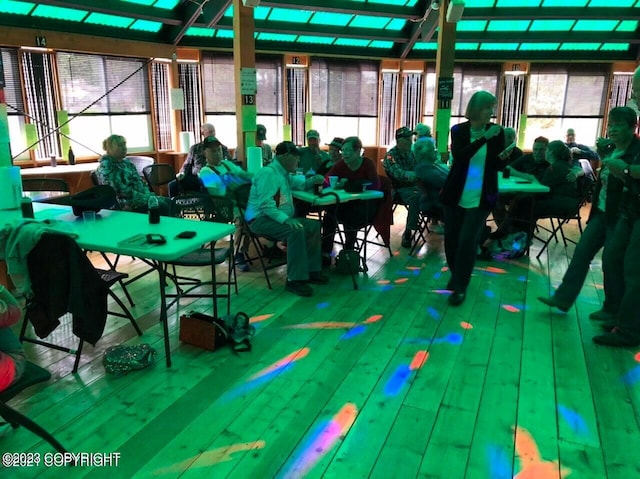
[{"x1": 443, "y1": 205, "x2": 490, "y2": 293}]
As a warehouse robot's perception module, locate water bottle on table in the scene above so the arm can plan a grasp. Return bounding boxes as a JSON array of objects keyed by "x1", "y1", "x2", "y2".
[{"x1": 148, "y1": 193, "x2": 160, "y2": 224}]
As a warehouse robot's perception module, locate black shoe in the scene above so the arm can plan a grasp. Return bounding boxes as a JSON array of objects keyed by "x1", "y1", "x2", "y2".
[
  {"x1": 235, "y1": 252, "x2": 249, "y2": 272},
  {"x1": 448, "y1": 292, "x2": 466, "y2": 306},
  {"x1": 537, "y1": 296, "x2": 569, "y2": 313},
  {"x1": 285, "y1": 280, "x2": 313, "y2": 297},
  {"x1": 401, "y1": 233, "x2": 412, "y2": 248},
  {"x1": 589, "y1": 309, "x2": 617, "y2": 322},
  {"x1": 599, "y1": 320, "x2": 617, "y2": 333},
  {"x1": 592, "y1": 328, "x2": 640, "y2": 347},
  {"x1": 308, "y1": 271, "x2": 329, "y2": 285},
  {"x1": 321, "y1": 254, "x2": 332, "y2": 269},
  {"x1": 264, "y1": 245, "x2": 286, "y2": 260}
]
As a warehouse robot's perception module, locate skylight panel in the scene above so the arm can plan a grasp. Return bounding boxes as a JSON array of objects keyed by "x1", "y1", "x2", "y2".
[
  {"x1": 497, "y1": 0, "x2": 540, "y2": 6},
  {"x1": 369, "y1": 40, "x2": 394, "y2": 49},
  {"x1": 185, "y1": 27, "x2": 215, "y2": 37},
  {"x1": 369, "y1": 0, "x2": 409, "y2": 5},
  {"x1": 267, "y1": 8, "x2": 313, "y2": 23},
  {"x1": 487, "y1": 20, "x2": 531, "y2": 32},
  {"x1": 589, "y1": 0, "x2": 635, "y2": 5},
  {"x1": 573, "y1": 20, "x2": 619, "y2": 31},
  {"x1": 413, "y1": 43, "x2": 438, "y2": 50},
  {"x1": 258, "y1": 33, "x2": 298, "y2": 42},
  {"x1": 600, "y1": 43, "x2": 630, "y2": 51},
  {"x1": 216, "y1": 30, "x2": 234, "y2": 39},
  {"x1": 560, "y1": 43, "x2": 602, "y2": 50},
  {"x1": 130, "y1": 19, "x2": 162, "y2": 32},
  {"x1": 519, "y1": 43, "x2": 560, "y2": 50},
  {"x1": 152, "y1": 0, "x2": 180, "y2": 8},
  {"x1": 542, "y1": 0, "x2": 587, "y2": 6},
  {"x1": 254, "y1": 6, "x2": 271, "y2": 21},
  {"x1": 616, "y1": 20, "x2": 638, "y2": 31},
  {"x1": 309, "y1": 12, "x2": 353, "y2": 27},
  {"x1": 121, "y1": 0, "x2": 155, "y2": 6},
  {"x1": 479, "y1": 43, "x2": 520, "y2": 51},
  {"x1": 32, "y1": 4, "x2": 87, "y2": 22},
  {"x1": 334, "y1": 38, "x2": 370, "y2": 47},
  {"x1": 468, "y1": 0, "x2": 496, "y2": 6},
  {"x1": 0, "y1": 1, "x2": 35, "y2": 15},
  {"x1": 350, "y1": 15, "x2": 392, "y2": 29},
  {"x1": 296, "y1": 35, "x2": 336, "y2": 45},
  {"x1": 456, "y1": 43, "x2": 480, "y2": 50},
  {"x1": 457, "y1": 21, "x2": 487, "y2": 32},
  {"x1": 385, "y1": 19, "x2": 406, "y2": 31},
  {"x1": 530, "y1": 20, "x2": 575, "y2": 31},
  {"x1": 85, "y1": 13, "x2": 134, "y2": 28}
]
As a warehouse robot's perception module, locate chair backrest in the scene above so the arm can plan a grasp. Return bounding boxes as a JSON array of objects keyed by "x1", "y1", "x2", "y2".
[
  {"x1": 90, "y1": 170, "x2": 101, "y2": 186},
  {"x1": 0, "y1": 361, "x2": 51, "y2": 400},
  {"x1": 143, "y1": 164, "x2": 177, "y2": 194},
  {"x1": 170, "y1": 193, "x2": 216, "y2": 221},
  {"x1": 231, "y1": 183, "x2": 252, "y2": 210},
  {"x1": 128, "y1": 156, "x2": 155, "y2": 177},
  {"x1": 22, "y1": 178, "x2": 69, "y2": 192}
]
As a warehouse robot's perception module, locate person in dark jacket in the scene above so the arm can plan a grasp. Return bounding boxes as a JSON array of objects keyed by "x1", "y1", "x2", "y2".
[
  {"x1": 440, "y1": 90, "x2": 505, "y2": 306},
  {"x1": 538, "y1": 107, "x2": 640, "y2": 319}
]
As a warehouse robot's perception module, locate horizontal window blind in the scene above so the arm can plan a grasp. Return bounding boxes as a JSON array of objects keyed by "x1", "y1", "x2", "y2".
[
  {"x1": 202, "y1": 52, "x2": 235, "y2": 114},
  {"x1": 256, "y1": 55, "x2": 283, "y2": 115},
  {"x1": 1, "y1": 48, "x2": 24, "y2": 115}
]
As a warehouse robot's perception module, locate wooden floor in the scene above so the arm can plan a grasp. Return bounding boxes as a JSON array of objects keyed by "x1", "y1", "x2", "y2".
[{"x1": 4, "y1": 207, "x2": 640, "y2": 479}]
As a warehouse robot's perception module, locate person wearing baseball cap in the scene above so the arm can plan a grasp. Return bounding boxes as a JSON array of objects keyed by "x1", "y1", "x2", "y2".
[
  {"x1": 299, "y1": 129, "x2": 332, "y2": 175},
  {"x1": 326, "y1": 137, "x2": 344, "y2": 165},
  {"x1": 244, "y1": 141, "x2": 328, "y2": 297},
  {"x1": 383, "y1": 126, "x2": 420, "y2": 248},
  {"x1": 255, "y1": 124, "x2": 273, "y2": 166}
]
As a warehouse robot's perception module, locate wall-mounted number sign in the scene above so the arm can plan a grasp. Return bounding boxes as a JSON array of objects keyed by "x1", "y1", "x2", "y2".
[{"x1": 243, "y1": 95, "x2": 255, "y2": 105}]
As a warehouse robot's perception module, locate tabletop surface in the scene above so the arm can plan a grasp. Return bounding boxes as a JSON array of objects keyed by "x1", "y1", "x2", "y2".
[
  {"x1": 498, "y1": 176, "x2": 550, "y2": 194},
  {"x1": 26, "y1": 203, "x2": 235, "y2": 262},
  {"x1": 20, "y1": 162, "x2": 101, "y2": 175},
  {"x1": 293, "y1": 188, "x2": 383, "y2": 205}
]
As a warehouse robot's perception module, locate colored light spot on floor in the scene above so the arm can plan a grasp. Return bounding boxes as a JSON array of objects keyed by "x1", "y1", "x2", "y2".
[
  {"x1": 154, "y1": 440, "x2": 266, "y2": 472},
  {"x1": 364, "y1": 314, "x2": 383, "y2": 323},
  {"x1": 441, "y1": 266, "x2": 449, "y2": 272},
  {"x1": 486, "y1": 445, "x2": 511, "y2": 479},
  {"x1": 485, "y1": 266, "x2": 507, "y2": 274},
  {"x1": 377, "y1": 279, "x2": 391, "y2": 285},
  {"x1": 250, "y1": 313, "x2": 274, "y2": 323},
  {"x1": 409, "y1": 350, "x2": 429, "y2": 370},
  {"x1": 393, "y1": 250, "x2": 400, "y2": 256},
  {"x1": 502, "y1": 304, "x2": 520, "y2": 313},
  {"x1": 460, "y1": 321, "x2": 473, "y2": 329},
  {"x1": 380, "y1": 284, "x2": 394, "y2": 292},
  {"x1": 406, "y1": 266, "x2": 421, "y2": 270},
  {"x1": 622, "y1": 364, "x2": 640, "y2": 385},
  {"x1": 484, "y1": 290, "x2": 496, "y2": 298},
  {"x1": 634, "y1": 352, "x2": 640, "y2": 362},
  {"x1": 384, "y1": 365, "x2": 412, "y2": 395},
  {"x1": 283, "y1": 321, "x2": 358, "y2": 329},
  {"x1": 518, "y1": 276, "x2": 527, "y2": 282},
  {"x1": 280, "y1": 403, "x2": 358, "y2": 479},
  {"x1": 512, "y1": 426, "x2": 571, "y2": 478},
  {"x1": 394, "y1": 278, "x2": 409, "y2": 284},
  {"x1": 316, "y1": 302, "x2": 330, "y2": 309},
  {"x1": 427, "y1": 306, "x2": 440, "y2": 320},
  {"x1": 557, "y1": 405, "x2": 588, "y2": 435},
  {"x1": 432, "y1": 289, "x2": 452, "y2": 295},
  {"x1": 248, "y1": 347, "x2": 310, "y2": 381},
  {"x1": 341, "y1": 325, "x2": 366, "y2": 339}
]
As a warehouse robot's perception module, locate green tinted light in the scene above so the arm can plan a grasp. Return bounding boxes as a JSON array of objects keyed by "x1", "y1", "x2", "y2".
[
  {"x1": 32, "y1": 4, "x2": 87, "y2": 21},
  {"x1": 121, "y1": 0, "x2": 154, "y2": 6},
  {"x1": 296, "y1": 35, "x2": 336, "y2": 44},
  {"x1": 468, "y1": 0, "x2": 496, "y2": 6},
  {"x1": 0, "y1": 1, "x2": 35, "y2": 15},
  {"x1": 487, "y1": 20, "x2": 530, "y2": 32},
  {"x1": 385, "y1": 18, "x2": 406, "y2": 31},
  {"x1": 497, "y1": 0, "x2": 540, "y2": 6},
  {"x1": 617, "y1": 21, "x2": 638, "y2": 32},
  {"x1": 369, "y1": 0, "x2": 409, "y2": 5},
  {"x1": 573, "y1": 20, "x2": 619, "y2": 31},
  {"x1": 530, "y1": 20, "x2": 575, "y2": 31},
  {"x1": 589, "y1": 0, "x2": 635, "y2": 5},
  {"x1": 334, "y1": 38, "x2": 371, "y2": 47},
  {"x1": 369, "y1": 40, "x2": 394, "y2": 49},
  {"x1": 560, "y1": 43, "x2": 601, "y2": 50},
  {"x1": 310, "y1": 12, "x2": 353, "y2": 26},
  {"x1": 479, "y1": 43, "x2": 519, "y2": 51},
  {"x1": 254, "y1": 6, "x2": 271, "y2": 21},
  {"x1": 413, "y1": 42, "x2": 438, "y2": 50},
  {"x1": 456, "y1": 43, "x2": 479, "y2": 50},
  {"x1": 223, "y1": 5, "x2": 233, "y2": 17},
  {"x1": 542, "y1": 0, "x2": 587, "y2": 6},
  {"x1": 600, "y1": 43, "x2": 629, "y2": 51},
  {"x1": 267, "y1": 8, "x2": 313, "y2": 23},
  {"x1": 85, "y1": 12, "x2": 134, "y2": 28},
  {"x1": 519, "y1": 43, "x2": 560, "y2": 50},
  {"x1": 457, "y1": 20, "x2": 487, "y2": 32},
  {"x1": 130, "y1": 19, "x2": 162, "y2": 32},
  {"x1": 350, "y1": 15, "x2": 392, "y2": 29},
  {"x1": 216, "y1": 29, "x2": 234, "y2": 39},
  {"x1": 258, "y1": 33, "x2": 298, "y2": 42},
  {"x1": 185, "y1": 27, "x2": 215, "y2": 37},
  {"x1": 152, "y1": 0, "x2": 180, "y2": 8}
]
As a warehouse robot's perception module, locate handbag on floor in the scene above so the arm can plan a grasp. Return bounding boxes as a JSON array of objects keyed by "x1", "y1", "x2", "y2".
[
  {"x1": 103, "y1": 344, "x2": 156, "y2": 375},
  {"x1": 335, "y1": 249, "x2": 364, "y2": 275},
  {"x1": 179, "y1": 312, "x2": 230, "y2": 351}
]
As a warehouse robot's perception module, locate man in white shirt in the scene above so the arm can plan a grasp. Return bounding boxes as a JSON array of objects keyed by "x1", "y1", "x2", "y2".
[
  {"x1": 198, "y1": 136, "x2": 252, "y2": 197},
  {"x1": 245, "y1": 141, "x2": 328, "y2": 296}
]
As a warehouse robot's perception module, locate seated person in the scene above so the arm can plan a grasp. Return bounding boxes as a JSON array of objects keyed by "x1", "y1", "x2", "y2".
[
  {"x1": 502, "y1": 140, "x2": 579, "y2": 240},
  {"x1": 326, "y1": 137, "x2": 344, "y2": 166},
  {"x1": 299, "y1": 130, "x2": 333, "y2": 175},
  {"x1": 565, "y1": 127, "x2": 600, "y2": 171},
  {"x1": 198, "y1": 136, "x2": 253, "y2": 197},
  {"x1": 383, "y1": 127, "x2": 420, "y2": 248},
  {"x1": 505, "y1": 136, "x2": 550, "y2": 182},
  {"x1": 323, "y1": 136, "x2": 381, "y2": 255},
  {"x1": 244, "y1": 141, "x2": 328, "y2": 297},
  {"x1": 499, "y1": 127, "x2": 524, "y2": 166},
  {"x1": 413, "y1": 139, "x2": 448, "y2": 233},
  {"x1": 0, "y1": 285, "x2": 25, "y2": 393},
  {"x1": 96, "y1": 134, "x2": 169, "y2": 214}
]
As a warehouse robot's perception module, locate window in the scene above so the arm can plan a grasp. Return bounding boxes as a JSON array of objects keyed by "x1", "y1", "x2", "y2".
[
  {"x1": 286, "y1": 67, "x2": 307, "y2": 145},
  {"x1": 22, "y1": 51, "x2": 60, "y2": 161},
  {"x1": 152, "y1": 61, "x2": 171, "y2": 151},
  {"x1": 178, "y1": 62, "x2": 202, "y2": 148},
  {"x1": 525, "y1": 64, "x2": 608, "y2": 148},
  {"x1": 379, "y1": 72, "x2": 399, "y2": 146},
  {"x1": 401, "y1": 73, "x2": 423, "y2": 132},
  {"x1": 500, "y1": 73, "x2": 527, "y2": 131},
  {"x1": 57, "y1": 52, "x2": 152, "y2": 156},
  {"x1": 310, "y1": 58, "x2": 378, "y2": 145},
  {"x1": 2, "y1": 48, "x2": 30, "y2": 162},
  {"x1": 450, "y1": 64, "x2": 501, "y2": 126}
]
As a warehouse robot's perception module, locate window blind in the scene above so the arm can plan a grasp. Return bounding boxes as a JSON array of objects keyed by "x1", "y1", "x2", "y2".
[
  {"x1": 257, "y1": 55, "x2": 283, "y2": 115},
  {"x1": 202, "y1": 52, "x2": 235, "y2": 114},
  {"x1": 152, "y1": 62, "x2": 171, "y2": 150},
  {"x1": 178, "y1": 62, "x2": 202, "y2": 139},
  {"x1": 1, "y1": 48, "x2": 24, "y2": 115}
]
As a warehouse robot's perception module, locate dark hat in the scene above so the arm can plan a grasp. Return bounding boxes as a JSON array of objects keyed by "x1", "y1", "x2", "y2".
[
  {"x1": 202, "y1": 136, "x2": 221, "y2": 148},
  {"x1": 275, "y1": 141, "x2": 302, "y2": 157},
  {"x1": 395, "y1": 126, "x2": 415, "y2": 140},
  {"x1": 57, "y1": 185, "x2": 117, "y2": 217},
  {"x1": 256, "y1": 124, "x2": 267, "y2": 141},
  {"x1": 306, "y1": 129, "x2": 320, "y2": 139},
  {"x1": 326, "y1": 137, "x2": 344, "y2": 149}
]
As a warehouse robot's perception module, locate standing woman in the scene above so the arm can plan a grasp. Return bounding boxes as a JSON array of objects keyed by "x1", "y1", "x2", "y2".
[{"x1": 440, "y1": 91, "x2": 505, "y2": 305}]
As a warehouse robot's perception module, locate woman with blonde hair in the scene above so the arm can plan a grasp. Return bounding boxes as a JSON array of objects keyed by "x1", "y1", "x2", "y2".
[{"x1": 440, "y1": 90, "x2": 505, "y2": 305}]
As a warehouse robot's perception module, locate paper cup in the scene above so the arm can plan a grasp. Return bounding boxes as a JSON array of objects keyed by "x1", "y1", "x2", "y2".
[{"x1": 329, "y1": 176, "x2": 338, "y2": 189}]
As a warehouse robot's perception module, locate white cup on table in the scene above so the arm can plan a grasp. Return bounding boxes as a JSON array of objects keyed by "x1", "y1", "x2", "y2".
[{"x1": 329, "y1": 176, "x2": 338, "y2": 189}]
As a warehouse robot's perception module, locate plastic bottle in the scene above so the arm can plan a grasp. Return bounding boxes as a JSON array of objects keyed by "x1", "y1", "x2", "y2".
[
  {"x1": 148, "y1": 193, "x2": 160, "y2": 224},
  {"x1": 68, "y1": 146, "x2": 75, "y2": 165}
]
